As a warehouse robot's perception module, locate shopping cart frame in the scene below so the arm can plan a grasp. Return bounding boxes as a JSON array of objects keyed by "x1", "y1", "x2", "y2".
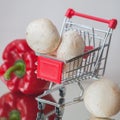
[{"x1": 36, "y1": 8, "x2": 117, "y2": 118}]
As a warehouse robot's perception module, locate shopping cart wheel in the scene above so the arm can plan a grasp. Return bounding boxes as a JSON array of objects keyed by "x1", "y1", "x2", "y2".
[
  {"x1": 59, "y1": 86, "x2": 66, "y2": 97},
  {"x1": 55, "y1": 106, "x2": 64, "y2": 117},
  {"x1": 36, "y1": 112, "x2": 45, "y2": 120},
  {"x1": 58, "y1": 97, "x2": 65, "y2": 105},
  {"x1": 54, "y1": 116, "x2": 62, "y2": 120},
  {"x1": 38, "y1": 101, "x2": 45, "y2": 110}
]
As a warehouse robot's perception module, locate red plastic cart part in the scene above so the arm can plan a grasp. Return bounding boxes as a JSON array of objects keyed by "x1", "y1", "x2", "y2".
[
  {"x1": 65, "y1": 8, "x2": 117, "y2": 29},
  {"x1": 37, "y1": 46, "x2": 93, "y2": 84},
  {"x1": 83, "y1": 46, "x2": 94, "y2": 59},
  {"x1": 37, "y1": 56, "x2": 64, "y2": 84}
]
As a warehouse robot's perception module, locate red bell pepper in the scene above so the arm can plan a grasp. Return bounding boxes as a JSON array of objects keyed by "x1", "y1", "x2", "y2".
[
  {"x1": 0, "y1": 92, "x2": 56, "y2": 120},
  {"x1": 0, "y1": 39, "x2": 50, "y2": 94}
]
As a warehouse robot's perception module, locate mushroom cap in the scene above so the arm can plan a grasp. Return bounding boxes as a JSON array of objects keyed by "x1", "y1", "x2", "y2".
[
  {"x1": 84, "y1": 78, "x2": 120, "y2": 118},
  {"x1": 57, "y1": 30, "x2": 85, "y2": 78},
  {"x1": 57, "y1": 30, "x2": 84, "y2": 60},
  {"x1": 26, "y1": 18, "x2": 60, "y2": 54}
]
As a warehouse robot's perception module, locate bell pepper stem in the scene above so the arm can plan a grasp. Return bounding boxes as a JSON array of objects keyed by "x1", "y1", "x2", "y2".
[
  {"x1": 4, "y1": 60, "x2": 26, "y2": 80},
  {"x1": 9, "y1": 110, "x2": 21, "y2": 120}
]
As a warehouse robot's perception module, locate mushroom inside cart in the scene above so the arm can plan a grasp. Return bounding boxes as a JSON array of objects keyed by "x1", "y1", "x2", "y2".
[{"x1": 57, "y1": 30, "x2": 85, "y2": 76}]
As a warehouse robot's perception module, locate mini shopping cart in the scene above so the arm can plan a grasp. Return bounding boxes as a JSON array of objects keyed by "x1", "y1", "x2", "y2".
[{"x1": 36, "y1": 8, "x2": 117, "y2": 118}]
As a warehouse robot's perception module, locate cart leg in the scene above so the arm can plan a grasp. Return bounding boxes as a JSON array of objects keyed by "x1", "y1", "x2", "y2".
[
  {"x1": 55, "y1": 106, "x2": 64, "y2": 118},
  {"x1": 59, "y1": 86, "x2": 66, "y2": 97},
  {"x1": 54, "y1": 116, "x2": 62, "y2": 120},
  {"x1": 77, "y1": 81, "x2": 84, "y2": 98},
  {"x1": 38, "y1": 101, "x2": 46, "y2": 110},
  {"x1": 49, "y1": 82, "x2": 54, "y2": 89},
  {"x1": 55, "y1": 97, "x2": 65, "y2": 119},
  {"x1": 36, "y1": 112, "x2": 45, "y2": 120},
  {"x1": 58, "y1": 97, "x2": 65, "y2": 105}
]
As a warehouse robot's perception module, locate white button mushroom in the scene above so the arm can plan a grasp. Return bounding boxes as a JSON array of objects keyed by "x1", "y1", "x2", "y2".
[
  {"x1": 84, "y1": 78, "x2": 120, "y2": 118},
  {"x1": 57, "y1": 30, "x2": 85, "y2": 77},
  {"x1": 26, "y1": 18, "x2": 60, "y2": 54},
  {"x1": 57, "y1": 30, "x2": 84, "y2": 61}
]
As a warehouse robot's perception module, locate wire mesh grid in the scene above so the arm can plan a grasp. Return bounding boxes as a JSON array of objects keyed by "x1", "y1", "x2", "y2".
[{"x1": 61, "y1": 17, "x2": 113, "y2": 83}]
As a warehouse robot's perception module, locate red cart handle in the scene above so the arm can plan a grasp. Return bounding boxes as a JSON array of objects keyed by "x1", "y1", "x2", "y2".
[{"x1": 65, "y1": 8, "x2": 117, "y2": 29}]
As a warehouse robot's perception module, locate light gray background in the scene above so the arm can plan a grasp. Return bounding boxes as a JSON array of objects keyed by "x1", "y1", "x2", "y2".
[{"x1": 0, "y1": 0, "x2": 120, "y2": 119}]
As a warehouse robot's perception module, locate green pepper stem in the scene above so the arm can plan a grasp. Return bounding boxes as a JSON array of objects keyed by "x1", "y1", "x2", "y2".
[
  {"x1": 9, "y1": 110, "x2": 21, "y2": 120},
  {"x1": 4, "y1": 60, "x2": 26, "y2": 80}
]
